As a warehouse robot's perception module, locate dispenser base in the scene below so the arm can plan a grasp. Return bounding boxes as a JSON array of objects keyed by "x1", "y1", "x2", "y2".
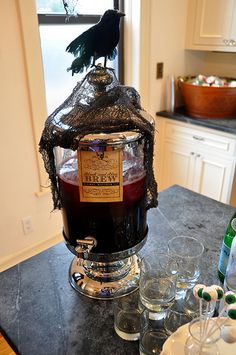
[{"x1": 69, "y1": 254, "x2": 140, "y2": 299}]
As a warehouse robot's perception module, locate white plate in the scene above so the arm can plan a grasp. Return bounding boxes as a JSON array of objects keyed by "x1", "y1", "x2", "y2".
[{"x1": 161, "y1": 318, "x2": 236, "y2": 355}]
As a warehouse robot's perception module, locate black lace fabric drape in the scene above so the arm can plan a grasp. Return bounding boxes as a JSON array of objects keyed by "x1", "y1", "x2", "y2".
[{"x1": 39, "y1": 67, "x2": 158, "y2": 210}]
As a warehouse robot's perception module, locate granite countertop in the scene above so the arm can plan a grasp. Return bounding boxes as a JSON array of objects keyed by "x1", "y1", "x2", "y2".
[
  {"x1": 156, "y1": 108, "x2": 236, "y2": 135},
  {"x1": 0, "y1": 185, "x2": 235, "y2": 355}
]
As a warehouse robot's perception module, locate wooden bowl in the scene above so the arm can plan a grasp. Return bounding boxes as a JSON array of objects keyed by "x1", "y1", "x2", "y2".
[{"x1": 180, "y1": 79, "x2": 236, "y2": 118}]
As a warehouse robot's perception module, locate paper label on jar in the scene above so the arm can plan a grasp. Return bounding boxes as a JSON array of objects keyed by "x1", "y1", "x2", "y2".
[{"x1": 77, "y1": 149, "x2": 123, "y2": 202}]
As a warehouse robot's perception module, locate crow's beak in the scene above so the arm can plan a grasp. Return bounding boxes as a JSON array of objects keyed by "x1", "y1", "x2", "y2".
[{"x1": 118, "y1": 12, "x2": 125, "y2": 17}]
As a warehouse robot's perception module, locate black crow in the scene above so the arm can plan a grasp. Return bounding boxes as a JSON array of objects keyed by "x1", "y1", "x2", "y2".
[{"x1": 66, "y1": 9, "x2": 125, "y2": 75}]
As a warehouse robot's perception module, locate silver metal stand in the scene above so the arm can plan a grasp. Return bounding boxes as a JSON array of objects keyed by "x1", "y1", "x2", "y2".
[
  {"x1": 67, "y1": 232, "x2": 147, "y2": 299},
  {"x1": 69, "y1": 254, "x2": 140, "y2": 299}
]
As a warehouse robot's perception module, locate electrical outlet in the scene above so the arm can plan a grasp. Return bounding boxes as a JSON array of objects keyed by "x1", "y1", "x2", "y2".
[
  {"x1": 22, "y1": 216, "x2": 34, "y2": 235},
  {"x1": 156, "y1": 62, "x2": 164, "y2": 79}
]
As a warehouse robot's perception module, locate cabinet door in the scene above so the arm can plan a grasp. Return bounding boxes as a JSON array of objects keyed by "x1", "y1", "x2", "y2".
[
  {"x1": 160, "y1": 141, "x2": 195, "y2": 191},
  {"x1": 186, "y1": 0, "x2": 236, "y2": 51},
  {"x1": 193, "y1": 152, "x2": 234, "y2": 203}
]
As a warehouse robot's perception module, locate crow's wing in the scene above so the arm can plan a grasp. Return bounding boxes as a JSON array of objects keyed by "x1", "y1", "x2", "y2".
[
  {"x1": 66, "y1": 33, "x2": 86, "y2": 57},
  {"x1": 66, "y1": 26, "x2": 97, "y2": 57}
]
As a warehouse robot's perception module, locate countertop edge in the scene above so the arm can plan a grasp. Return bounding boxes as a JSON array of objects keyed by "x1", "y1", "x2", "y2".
[{"x1": 156, "y1": 110, "x2": 236, "y2": 135}]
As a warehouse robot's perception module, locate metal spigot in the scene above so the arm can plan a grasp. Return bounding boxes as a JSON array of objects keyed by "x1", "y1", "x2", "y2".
[{"x1": 75, "y1": 237, "x2": 97, "y2": 259}]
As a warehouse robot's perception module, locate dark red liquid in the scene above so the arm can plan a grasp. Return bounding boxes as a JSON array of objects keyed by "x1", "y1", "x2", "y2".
[{"x1": 58, "y1": 169, "x2": 147, "y2": 253}]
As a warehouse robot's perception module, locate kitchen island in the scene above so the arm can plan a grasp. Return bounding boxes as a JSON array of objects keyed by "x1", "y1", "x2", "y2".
[{"x1": 0, "y1": 185, "x2": 234, "y2": 355}]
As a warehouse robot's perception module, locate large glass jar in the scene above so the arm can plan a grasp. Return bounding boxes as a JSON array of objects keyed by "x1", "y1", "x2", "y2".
[{"x1": 55, "y1": 131, "x2": 147, "y2": 254}]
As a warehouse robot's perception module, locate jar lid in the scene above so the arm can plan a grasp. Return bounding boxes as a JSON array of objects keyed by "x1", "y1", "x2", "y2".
[{"x1": 78, "y1": 131, "x2": 143, "y2": 146}]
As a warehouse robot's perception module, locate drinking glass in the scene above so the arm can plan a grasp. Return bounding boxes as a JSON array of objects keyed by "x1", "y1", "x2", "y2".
[
  {"x1": 139, "y1": 253, "x2": 179, "y2": 314},
  {"x1": 113, "y1": 286, "x2": 142, "y2": 341},
  {"x1": 164, "y1": 303, "x2": 193, "y2": 335},
  {"x1": 185, "y1": 317, "x2": 221, "y2": 354},
  {"x1": 168, "y1": 236, "x2": 204, "y2": 295},
  {"x1": 139, "y1": 308, "x2": 168, "y2": 355}
]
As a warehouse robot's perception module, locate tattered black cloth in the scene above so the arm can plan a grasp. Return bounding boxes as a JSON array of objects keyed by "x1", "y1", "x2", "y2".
[{"x1": 39, "y1": 67, "x2": 158, "y2": 210}]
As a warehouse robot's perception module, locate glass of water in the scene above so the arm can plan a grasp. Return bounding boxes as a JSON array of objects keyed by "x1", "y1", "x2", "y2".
[
  {"x1": 139, "y1": 253, "x2": 179, "y2": 314},
  {"x1": 113, "y1": 286, "x2": 142, "y2": 341},
  {"x1": 139, "y1": 308, "x2": 168, "y2": 355},
  {"x1": 168, "y1": 236, "x2": 204, "y2": 296}
]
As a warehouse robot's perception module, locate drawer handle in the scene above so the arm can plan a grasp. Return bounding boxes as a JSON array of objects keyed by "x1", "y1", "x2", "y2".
[
  {"x1": 193, "y1": 135, "x2": 205, "y2": 141},
  {"x1": 229, "y1": 39, "x2": 236, "y2": 46}
]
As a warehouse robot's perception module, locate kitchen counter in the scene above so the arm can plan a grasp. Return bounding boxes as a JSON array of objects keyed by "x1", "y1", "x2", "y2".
[
  {"x1": 0, "y1": 185, "x2": 235, "y2": 355},
  {"x1": 156, "y1": 109, "x2": 236, "y2": 135}
]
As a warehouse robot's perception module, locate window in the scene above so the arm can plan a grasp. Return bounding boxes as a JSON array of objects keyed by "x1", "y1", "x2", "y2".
[{"x1": 36, "y1": 0, "x2": 124, "y2": 114}]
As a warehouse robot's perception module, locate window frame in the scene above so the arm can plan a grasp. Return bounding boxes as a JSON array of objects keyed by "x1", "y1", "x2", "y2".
[
  {"x1": 17, "y1": 0, "x2": 148, "y2": 196},
  {"x1": 37, "y1": 0, "x2": 124, "y2": 83}
]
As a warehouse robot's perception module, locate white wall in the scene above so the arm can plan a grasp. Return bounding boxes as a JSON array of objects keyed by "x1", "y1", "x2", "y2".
[
  {"x1": 201, "y1": 51, "x2": 236, "y2": 77},
  {"x1": 146, "y1": 0, "x2": 205, "y2": 116},
  {"x1": 0, "y1": 0, "x2": 62, "y2": 271},
  {"x1": 144, "y1": 0, "x2": 236, "y2": 118}
]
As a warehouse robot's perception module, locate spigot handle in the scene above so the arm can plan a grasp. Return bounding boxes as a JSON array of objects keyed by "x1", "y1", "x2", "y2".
[{"x1": 75, "y1": 237, "x2": 97, "y2": 259}]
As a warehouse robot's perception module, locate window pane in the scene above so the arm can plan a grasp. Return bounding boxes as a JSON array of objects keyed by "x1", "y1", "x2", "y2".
[
  {"x1": 37, "y1": 0, "x2": 65, "y2": 14},
  {"x1": 73, "y1": 0, "x2": 114, "y2": 14},
  {"x1": 39, "y1": 24, "x2": 116, "y2": 114},
  {"x1": 36, "y1": 0, "x2": 114, "y2": 15}
]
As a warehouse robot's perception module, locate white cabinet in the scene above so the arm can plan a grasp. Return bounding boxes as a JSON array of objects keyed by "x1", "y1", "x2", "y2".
[
  {"x1": 156, "y1": 117, "x2": 236, "y2": 204},
  {"x1": 192, "y1": 151, "x2": 234, "y2": 201},
  {"x1": 162, "y1": 141, "x2": 196, "y2": 191},
  {"x1": 186, "y1": 0, "x2": 236, "y2": 52}
]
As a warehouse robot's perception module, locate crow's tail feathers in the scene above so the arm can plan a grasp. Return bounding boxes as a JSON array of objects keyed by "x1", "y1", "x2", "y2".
[
  {"x1": 67, "y1": 54, "x2": 92, "y2": 76},
  {"x1": 108, "y1": 48, "x2": 117, "y2": 61}
]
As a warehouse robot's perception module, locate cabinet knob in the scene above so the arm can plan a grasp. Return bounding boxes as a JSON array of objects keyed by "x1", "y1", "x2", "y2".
[
  {"x1": 193, "y1": 135, "x2": 205, "y2": 141},
  {"x1": 223, "y1": 39, "x2": 236, "y2": 46},
  {"x1": 196, "y1": 154, "x2": 201, "y2": 158},
  {"x1": 190, "y1": 152, "x2": 195, "y2": 155}
]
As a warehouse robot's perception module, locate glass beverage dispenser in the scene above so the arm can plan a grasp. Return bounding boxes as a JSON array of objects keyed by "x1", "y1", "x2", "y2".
[{"x1": 40, "y1": 67, "x2": 157, "y2": 299}]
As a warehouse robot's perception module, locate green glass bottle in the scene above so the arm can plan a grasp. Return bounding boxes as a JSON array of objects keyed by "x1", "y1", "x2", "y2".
[{"x1": 218, "y1": 212, "x2": 236, "y2": 283}]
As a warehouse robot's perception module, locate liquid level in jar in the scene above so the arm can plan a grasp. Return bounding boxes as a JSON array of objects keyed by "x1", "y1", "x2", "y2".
[{"x1": 58, "y1": 159, "x2": 147, "y2": 253}]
